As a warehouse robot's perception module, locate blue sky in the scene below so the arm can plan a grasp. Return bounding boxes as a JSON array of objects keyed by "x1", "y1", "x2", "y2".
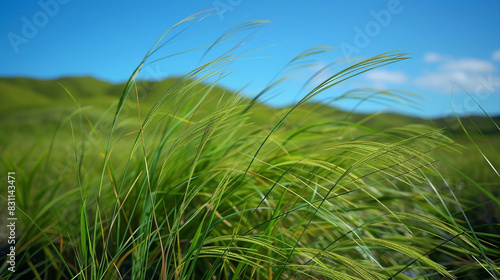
[{"x1": 1, "y1": 0, "x2": 499, "y2": 118}]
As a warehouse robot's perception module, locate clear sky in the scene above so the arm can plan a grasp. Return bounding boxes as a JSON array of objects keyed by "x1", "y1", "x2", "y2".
[{"x1": 1, "y1": 0, "x2": 499, "y2": 118}]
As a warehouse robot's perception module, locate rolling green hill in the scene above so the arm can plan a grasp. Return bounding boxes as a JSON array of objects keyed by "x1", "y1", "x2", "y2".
[
  {"x1": 3, "y1": 75, "x2": 497, "y2": 191},
  {"x1": 2, "y1": 76, "x2": 498, "y2": 180},
  {"x1": 1, "y1": 75, "x2": 499, "y2": 279},
  {"x1": 2, "y1": 76, "x2": 499, "y2": 131}
]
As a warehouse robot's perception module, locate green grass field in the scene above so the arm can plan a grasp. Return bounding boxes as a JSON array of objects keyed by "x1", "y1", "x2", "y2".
[{"x1": 1, "y1": 15, "x2": 499, "y2": 280}]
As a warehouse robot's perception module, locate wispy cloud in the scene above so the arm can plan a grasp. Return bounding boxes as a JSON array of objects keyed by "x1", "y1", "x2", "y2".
[
  {"x1": 365, "y1": 70, "x2": 408, "y2": 88},
  {"x1": 414, "y1": 52, "x2": 499, "y2": 94},
  {"x1": 493, "y1": 49, "x2": 500, "y2": 61},
  {"x1": 424, "y1": 52, "x2": 448, "y2": 63},
  {"x1": 441, "y1": 58, "x2": 495, "y2": 72}
]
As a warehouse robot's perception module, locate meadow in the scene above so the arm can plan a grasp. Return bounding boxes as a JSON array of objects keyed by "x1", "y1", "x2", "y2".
[{"x1": 1, "y1": 14, "x2": 499, "y2": 279}]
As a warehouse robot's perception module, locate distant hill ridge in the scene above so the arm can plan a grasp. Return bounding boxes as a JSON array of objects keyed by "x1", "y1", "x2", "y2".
[
  {"x1": 1, "y1": 76, "x2": 159, "y2": 100},
  {"x1": 0, "y1": 76, "x2": 207, "y2": 112},
  {"x1": 1, "y1": 76, "x2": 499, "y2": 135}
]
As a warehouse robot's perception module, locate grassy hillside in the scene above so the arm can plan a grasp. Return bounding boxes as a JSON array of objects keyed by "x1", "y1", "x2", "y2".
[
  {"x1": 1, "y1": 76, "x2": 498, "y2": 215},
  {"x1": 2, "y1": 76, "x2": 499, "y2": 130},
  {"x1": 1, "y1": 73, "x2": 498, "y2": 279}
]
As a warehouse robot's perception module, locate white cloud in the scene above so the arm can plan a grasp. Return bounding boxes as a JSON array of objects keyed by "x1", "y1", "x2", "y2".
[
  {"x1": 493, "y1": 49, "x2": 500, "y2": 61},
  {"x1": 424, "y1": 52, "x2": 448, "y2": 63},
  {"x1": 365, "y1": 70, "x2": 408, "y2": 88},
  {"x1": 441, "y1": 59, "x2": 495, "y2": 73},
  {"x1": 414, "y1": 52, "x2": 499, "y2": 94},
  {"x1": 415, "y1": 71, "x2": 479, "y2": 93}
]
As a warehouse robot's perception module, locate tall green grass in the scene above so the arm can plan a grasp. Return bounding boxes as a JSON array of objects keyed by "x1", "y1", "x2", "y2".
[{"x1": 1, "y1": 12, "x2": 499, "y2": 279}]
